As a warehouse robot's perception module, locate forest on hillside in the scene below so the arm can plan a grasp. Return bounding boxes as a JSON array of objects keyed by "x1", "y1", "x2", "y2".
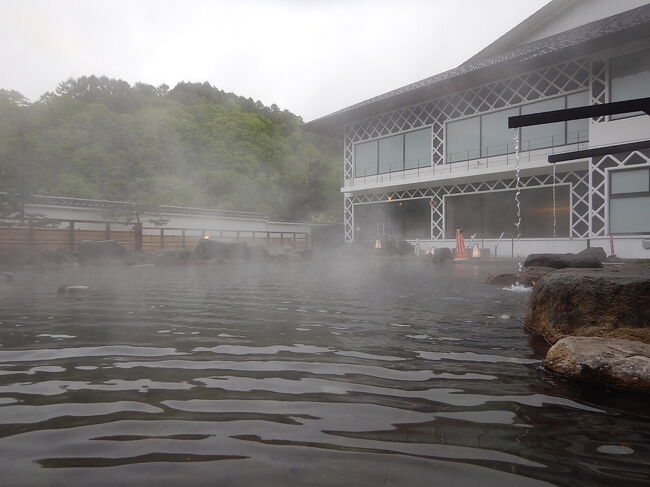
[{"x1": 0, "y1": 76, "x2": 342, "y2": 222}]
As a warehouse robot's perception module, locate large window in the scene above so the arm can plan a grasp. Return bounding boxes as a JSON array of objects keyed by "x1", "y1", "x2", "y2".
[
  {"x1": 566, "y1": 91, "x2": 589, "y2": 144},
  {"x1": 521, "y1": 97, "x2": 565, "y2": 151},
  {"x1": 354, "y1": 199, "x2": 430, "y2": 240},
  {"x1": 445, "y1": 186, "x2": 570, "y2": 238},
  {"x1": 353, "y1": 127, "x2": 431, "y2": 177},
  {"x1": 446, "y1": 117, "x2": 480, "y2": 163},
  {"x1": 609, "y1": 167, "x2": 650, "y2": 234},
  {"x1": 378, "y1": 134, "x2": 403, "y2": 174},
  {"x1": 610, "y1": 49, "x2": 650, "y2": 120},
  {"x1": 481, "y1": 108, "x2": 519, "y2": 157},
  {"x1": 354, "y1": 140, "x2": 378, "y2": 178},
  {"x1": 405, "y1": 128, "x2": 432, "y2": 170},
  {"x1": 445, "y1": 92, "x2": 588, "y2": 163}
]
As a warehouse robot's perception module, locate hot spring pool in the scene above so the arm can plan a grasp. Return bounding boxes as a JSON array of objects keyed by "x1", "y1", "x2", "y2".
[{"x1": 0, "y1": 259, "x2": 648, "y2": 486}]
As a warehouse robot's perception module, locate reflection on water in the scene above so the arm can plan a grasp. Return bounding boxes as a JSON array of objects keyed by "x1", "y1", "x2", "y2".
[{"x1": 0, "y1": 260, "x2": 648, "y2": 486}]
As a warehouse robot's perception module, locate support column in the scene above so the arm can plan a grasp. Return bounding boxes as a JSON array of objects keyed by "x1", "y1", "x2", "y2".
[{"x1": 344, "y1": 195, "x2": 354, "y2": 242}]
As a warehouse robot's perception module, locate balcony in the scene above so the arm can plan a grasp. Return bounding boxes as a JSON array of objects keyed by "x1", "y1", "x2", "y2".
[{"x1": 342, "y1": 130, "x2": 589, "y2": 193}]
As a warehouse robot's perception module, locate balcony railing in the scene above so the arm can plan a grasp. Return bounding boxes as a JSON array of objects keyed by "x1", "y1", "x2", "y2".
[{"x1": 347, "y1": 130, "x2": 588, "y2": 188}]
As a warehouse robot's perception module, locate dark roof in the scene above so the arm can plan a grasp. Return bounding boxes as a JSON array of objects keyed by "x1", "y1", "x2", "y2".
[
  {"x1": 305, "y1": 3, "x2": 650, "y2": 136},
  {"x1": 464, "y1": 0, "x2": 574, "y2": 64}
]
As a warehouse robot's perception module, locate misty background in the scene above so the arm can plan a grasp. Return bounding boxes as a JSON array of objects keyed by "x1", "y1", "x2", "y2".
[{"x1": 0, "y1": 0, "x2": 548, "y2": 221}]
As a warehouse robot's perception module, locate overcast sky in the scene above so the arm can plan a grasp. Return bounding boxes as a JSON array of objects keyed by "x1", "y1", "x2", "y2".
[{"x1": 0, "y1": 0, "x2": 549, "y2": 121}]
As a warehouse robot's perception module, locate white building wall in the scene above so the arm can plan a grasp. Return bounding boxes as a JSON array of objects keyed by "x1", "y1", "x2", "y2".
[
  {"x1": 520, "y1": 0, "x2": 650, "y2": 45},
  {"x1": 340, "y1": 37, "x2": 650, "y2": 257},
  {"x1": 415, "y1": 236, "x2": 650, "y2": 260}
]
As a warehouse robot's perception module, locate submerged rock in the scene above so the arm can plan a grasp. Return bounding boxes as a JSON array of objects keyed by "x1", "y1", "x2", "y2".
[
  {"x1": 544, "y1": 337, "x2": 650, "y2": 392},
  {"x1": 524, "y1": 267, "x2": 650, "y2": 344},
  {"x1": 77, "y1": 240, "x2": 127, "y2": 264},
  {"x1": 486, "y1": 266, "x2": 556, "y2": 286},
  {"x1": 486, "y1": 272, "x2": 519, "y2": 286},
  {"x1": 523, "y1": 252, "x2": 602, "y2": 269}
]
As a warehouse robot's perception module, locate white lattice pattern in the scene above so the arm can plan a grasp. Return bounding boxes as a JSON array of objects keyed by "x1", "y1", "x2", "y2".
[
  {"x1": 343, "y1": 57, "x2": 590, "y2": 179},
  {"x1": 344, "y1": 170, "x2": 589, "y2": 241},
  {"x1": 590, "y1": 150, "x2": 650, "y2": 237},
  {"x1": 590, "y1": 59, "x2": 608, "y2": 122}
]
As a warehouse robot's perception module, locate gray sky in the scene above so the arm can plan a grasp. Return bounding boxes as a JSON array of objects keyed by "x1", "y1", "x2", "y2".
[{"x1": 0, "y1": 0, "x2": 549, "y2": 121}]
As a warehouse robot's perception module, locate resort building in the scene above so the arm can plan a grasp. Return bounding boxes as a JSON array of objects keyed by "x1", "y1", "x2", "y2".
[{"x1": 306, "y1": 0, "x2": 650, "y2": 258}]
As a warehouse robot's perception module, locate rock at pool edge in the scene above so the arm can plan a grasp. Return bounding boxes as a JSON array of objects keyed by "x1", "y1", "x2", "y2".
[
  {"x1": 523, "y1": 267, "x2": 650, "y2": 344},
  {"x1": 544, "y1": 337, "x2": 650, "y2": 392}
]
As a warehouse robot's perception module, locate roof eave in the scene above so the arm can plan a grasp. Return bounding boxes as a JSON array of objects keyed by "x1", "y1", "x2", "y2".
[{"x1": 305, "y1": 21, "x2": 650, "y2": 137}]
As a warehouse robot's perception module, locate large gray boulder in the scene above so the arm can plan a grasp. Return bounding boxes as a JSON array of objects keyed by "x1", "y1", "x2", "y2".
[
  {"x1": 577, "y1": 246, "x2": 607, "y2": 263},
  {"x1": 544, "y1": 337, "x2": 650, "y2": 392},
  {"x1": 77, "y1": 240, "x2": 128, "y2": 264},
  {"x1": 523, "y1": 252, "x2": 602, "y2": 269},
  {"x1": 524, "y1": 267, "x2": 650, "y2": 344}
]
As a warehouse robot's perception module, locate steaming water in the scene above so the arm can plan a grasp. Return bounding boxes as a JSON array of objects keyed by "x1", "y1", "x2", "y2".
[{"x1": 0, "y1": 261, "x2": 649, "y2": 486}]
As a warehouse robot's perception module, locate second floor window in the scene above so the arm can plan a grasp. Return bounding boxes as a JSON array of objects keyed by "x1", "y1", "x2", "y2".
[
  {"x1": 354, "y1": 127, "x2": 432, "y2": 177},
  {"x1": 445, "y1": 91, "x2": 589, "y2": 163},
  {"x1": 610, "y1": 48, "x2": 650, "y2": 120}
]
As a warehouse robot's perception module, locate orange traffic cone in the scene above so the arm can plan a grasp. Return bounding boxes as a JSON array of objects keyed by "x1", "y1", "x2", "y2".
[{"x1": 455, "y1": 229, "x2": 467, "y2": 259}]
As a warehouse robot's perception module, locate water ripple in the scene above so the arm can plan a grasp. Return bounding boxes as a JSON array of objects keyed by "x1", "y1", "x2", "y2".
[{"x1": 0, "y1": 261, "x2": 647, "y2": 486}]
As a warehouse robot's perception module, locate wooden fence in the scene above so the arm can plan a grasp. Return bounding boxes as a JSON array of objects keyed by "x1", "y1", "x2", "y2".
[{"x1": 0, "y1": 219, "x2": 311, "y2": 252}]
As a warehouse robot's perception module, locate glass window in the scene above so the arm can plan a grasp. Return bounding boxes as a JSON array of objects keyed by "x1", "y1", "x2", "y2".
[
  {"x1": 521, "y1": 97, "x2": 566, "y2": 150},
  {"x1": 566, "y1": 91, "x2": 589, "y2": 144},
  {"x1": 610, "y1": 197, "x2": 650, "y2": 233},
  {"x1": 609, "y1": 168, "x2": 650, "y2": 234},
  {"x1": 378, "y1": 134, "x2": 404, "y2": 174},
  {"x1": 405, "y1": 128, "x2": 431, "y2": 169},
  {"x1": 445, "y1": 186, "x2": 570, "y2": 238},
  {"x1": 611, "y1": 49, "x2": 650, "y2": 119},
  {"x1": 354, "y1": 199, "x2": 430, "y2": 240},
  {"x1": 354, "y1": 140, "x2": 377, "y2": 177},
  {"x1": 446, "y1": 117, "x2": 480, "y2": 163},
  {"x1": 481, "y1": 108, "x2": 519, "y2": 157},
  {"x1": 611, "y1": 168, "x2": 650, "y2": 194}
]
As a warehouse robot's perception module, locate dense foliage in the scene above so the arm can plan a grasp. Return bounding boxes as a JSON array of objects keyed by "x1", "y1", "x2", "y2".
[{"x1": 0, "y1": 77, "x2": 342, "y2": 221}]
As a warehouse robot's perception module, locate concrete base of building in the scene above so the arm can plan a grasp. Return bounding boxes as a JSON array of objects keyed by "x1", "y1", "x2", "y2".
[{"x1": 409, "y1": 236, "x2": 650, "y2": 260}]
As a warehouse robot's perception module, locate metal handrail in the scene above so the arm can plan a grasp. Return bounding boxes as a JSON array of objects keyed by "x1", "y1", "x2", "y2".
[
  {"x1": 348, "y1": 129, "x2": 589, "y2": 186},
  {"x1": 446, "y1": 129, "x2": 588, "y2": 163},
  {"x1": 494, "y1": 232, "x2": 515, "y2": 258}
]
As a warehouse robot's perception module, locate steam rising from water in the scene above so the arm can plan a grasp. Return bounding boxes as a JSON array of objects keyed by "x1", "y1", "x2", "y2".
[{"x1": 0, "y1": 261, "x2": 647, "y2": 485}]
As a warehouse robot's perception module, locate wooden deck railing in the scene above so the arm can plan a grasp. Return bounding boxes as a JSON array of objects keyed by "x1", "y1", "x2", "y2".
[{"x1": 0, "y1": 218, "x2": 311, "y2": 252}]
